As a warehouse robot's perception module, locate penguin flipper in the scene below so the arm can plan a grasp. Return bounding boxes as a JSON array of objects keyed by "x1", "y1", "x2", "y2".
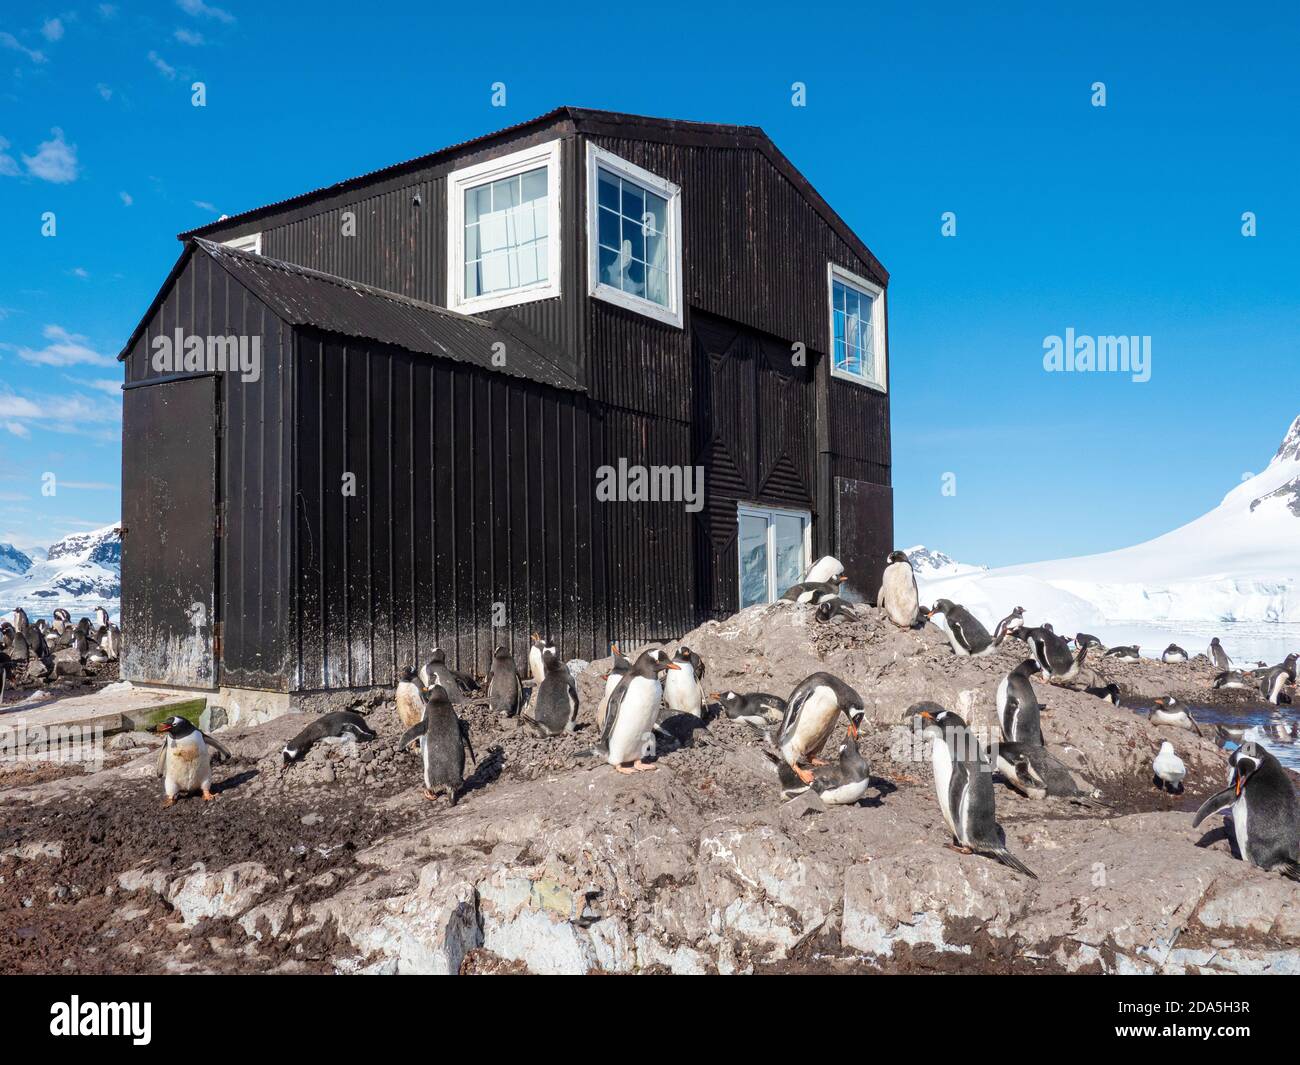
[
  {"x1": 457, "y1": 717, "x2": 477, "y2": 764},
  {"x1": 989, "y1": 848, "x2": 1038, "y2": 879},
  {"x1": 202, "y1": 732, "x2": 233, "y2": 762},
  {"x1": 155, "y1": 744, "x2": 168, "y2": 777},
  {"x1": 1192, "y1": 785, "x2": 1238, "y2": 829},
  {"x1": 398, "y1": 723, "x2": 424, "y2": 750},
  {"x1": 1276, "y1": 860, "x2": 1300, "y2": 882}
]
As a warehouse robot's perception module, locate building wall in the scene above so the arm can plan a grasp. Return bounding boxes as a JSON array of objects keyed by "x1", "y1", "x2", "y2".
[{"x1": 121, "y1": 251, "x2": 293, "y2": 690}]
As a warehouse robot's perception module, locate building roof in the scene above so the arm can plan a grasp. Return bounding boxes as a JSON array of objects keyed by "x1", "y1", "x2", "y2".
[
  {"x1": 117, "y1": 239, "x2": 582, "y2": 392},
  {"x1": 177, "y1": 106, "x2": 888, "y2": 285}
]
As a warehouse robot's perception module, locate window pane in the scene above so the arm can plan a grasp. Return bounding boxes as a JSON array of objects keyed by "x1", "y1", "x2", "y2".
[
  {"x1": 465, "y1": 261, "x2": 481, "y2": 298},
  {"x1": 598, "y1": 245, "x2": 621, "y2": 289},
  {"x1": 834, "y1": 281, "x2": 846, "y2": 312},
  {"x1": 467, "y1": 185, "x2": 491, "y2": 224},
  {"x1": 521, "y1": 167, "x2": 547, "y2": 203},
  {"x1": 644, "y1": 190, "x2": 667, "y2": 233},
  {"x1": 620, "y1": 181, "x2": 644, "y2": 222},
  {"x1": 621, "y1": 215, "x2": 645, "y2": 263},
  {"x1": 738, "y1": 514, "x2": 770, "y2": 608},
  {"x1": 598, "y1": 206, "x2": 620, "y2": 250},
  {"x1": 646, "y1": 266, "x2": 669, "y2": 307},
  {"x1": 625, "y1": 258, "x2": 645, "y2": 298},
  {"x1": 645, "y1": 229, "x2": 665, "y2": 270},
  {"x1": 598, "y1": 169, "x2": 620, "y2": 211},
  {"x1": 464, "y1": 223, "x2": 480, "y2": 262},
  {"x1": 773, "y1": 513, "x2": 806, "y2": 592},
  {"x1": 492, "y1": 175, "x2": 520, "y2": 211}
]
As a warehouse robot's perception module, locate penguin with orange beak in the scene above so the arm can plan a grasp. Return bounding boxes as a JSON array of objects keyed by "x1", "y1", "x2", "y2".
[
  {"x1": 776, "y1": 673, "x2": 865, "y2": 785},
  {"x1": 1193, "y1": 742, "x2": 1300, "y2": 880},
  {"x1": 155, "y1": 716, "x2": 231, "y2": 807}
]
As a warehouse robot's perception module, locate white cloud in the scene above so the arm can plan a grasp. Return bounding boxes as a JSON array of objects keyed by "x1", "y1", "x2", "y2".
[
  {"x1": 177, "y1": 0, "x2": 235, "y2": 23},
  {"x1": 0, "y1": 31, "x2": 47, "y2": 64},
  {"x1": 4, "y1": 421, "x2": 31, "y2": 439},
  {"x1": 147, "y1": 50, "x2": 176, "y2": 79},
  {"x1": 70, "y1": 267, "x2": 90, "y2": 279},
  {"x1": 98, "y1": 4, "x2": 118, "y2": 18},
  {"x1": 97, "y1": 83, "x2": 113, "y2": 101},
  {"x1": 68, "y1": 377, "x2": 123, "y2": 396},
  {"x1": 0, "y1": 384, "x2": 121, "y2": 443},
  {"x1": 119, "y1": 190, "x2": 132, "y2": 206},
  {"x1": 174, "y1": 28, "x2": 204, "y2": 45},
  {"x1": 193, "y1": 199, "x2": 219, "y2": 213},
  {"x1": 5, "y1": 324, "x2": 114, "y2": 368},
  {"x1": 21, "y1": 128, "x2": 79, "y2": 184},
  {"x1": 42, "y1": 18, "x2": 64, "y2": 42},
  {"x1": 0, "y1": 137, "x2": 19, "y2": 177}
]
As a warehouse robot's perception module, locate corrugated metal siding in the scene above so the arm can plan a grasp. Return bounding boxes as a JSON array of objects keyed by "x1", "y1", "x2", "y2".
[
  {"x1": 120, "y1": 252, "x2": 292, "y2": 690},
  {"x1": 292, "y1": 328, "x2": 605, "y2": 689}
]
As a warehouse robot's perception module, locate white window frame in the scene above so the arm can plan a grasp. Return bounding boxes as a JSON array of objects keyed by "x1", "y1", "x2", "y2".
[
  {"x1": 585, "y1": 144, "x2": 683, "y2": 329},
  {"x1": 223, "y1": 232, "x2": 262, "y2": 255},
  {"x1": 736, "y1": 503, "x2": 813, "y2": 607},
  {"x1": 827, "y1": 262, "x2": 887, "y2": 392},
  {"x1": 446, "y1": 140, "x2": 563, "y2": 314}
]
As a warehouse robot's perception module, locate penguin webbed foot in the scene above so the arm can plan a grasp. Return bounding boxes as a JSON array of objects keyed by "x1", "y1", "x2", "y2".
[{"x1": 202, "y1": 789, "x2": 216, "y2": 802}]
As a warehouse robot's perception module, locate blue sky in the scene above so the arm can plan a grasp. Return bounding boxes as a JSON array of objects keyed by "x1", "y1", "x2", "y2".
[{"x1": 1, "y1": 1, "x2": 1296, "y2": 563}]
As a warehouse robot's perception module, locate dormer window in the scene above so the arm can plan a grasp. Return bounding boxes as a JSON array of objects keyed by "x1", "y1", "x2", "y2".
[
  {"x1": 447, "y1": 141, "x2": 562, "y2": 313},
  {"x1": 224, "y1": 232, "x2": 262, "y2": 254},
  {"x1": 586, "y1": 145, "x2": 682, "y2": 328},
  {"x1": 827, "y1": 263, "x2": 886, "y2": 391}
]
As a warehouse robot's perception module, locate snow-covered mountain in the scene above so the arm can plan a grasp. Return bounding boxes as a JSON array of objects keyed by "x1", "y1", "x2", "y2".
[
  {"x1": 902, "y1": 545, "x2": 985, "y2": 579},
  {"x1": 0, "y1": 524, "x2": 121, "y2": 618},
  {"x1": 918, "y1": 415, "x2": 1300, "y2": 628},
  {"x1": 0, "y1": 543, "x2": 33, "y2": 576}
]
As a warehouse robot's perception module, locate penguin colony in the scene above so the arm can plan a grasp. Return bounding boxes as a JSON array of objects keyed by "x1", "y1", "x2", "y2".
[
  {"x1": 16, "y1": 550, "x2": 1299, "y2": 885},
  {"x1": 1, "y1": 606, "x2": 122, "y2": 700}
]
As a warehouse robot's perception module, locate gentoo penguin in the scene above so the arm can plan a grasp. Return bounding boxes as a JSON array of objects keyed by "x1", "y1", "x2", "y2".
[
  {"x1": 101, "y1": 623, "x2": 122, "y2": 661},
  {"x1": 995, "y1": 742, "x2": 1107, "y2": 809},
  {"x1": 996, "y1": 659, "x2": 1045, "y2": 746},
  {"x1": 1075, "y1": 632, "x2": 1104, "y2": 651},
  {"x1": 9, "y1": 606, "x2": 29, "y2": 632},
  {"x1": 93, "y1": 606, "x2": 109, "y2": 630},
  {"x1": 155, "y1": 716, "x2": 231, "y2": 806},
  {"x1": 1161, "y1": 644, "x2": 1189, "y2": 663},
  {"x1": 528, "y1": 633, "x2": 549, "y2": 686},
  {"x1": 1259, "y1": 666, "x2": 1294, "y2": 705},
  {"x1": 764, "y1": 727, "x2": 869, "y2": 805},
  {"x1": 992, "y1": 606, "x2": 1026, "y2": 645},
  {"x1": 776, "y1": 673, "x2": 864, "y2": 784},
  {"x1": 1193, "y1": 742, "x2": 1300, "y2": 880},
  {"x1": 1149, "y1": 696, "x2": 1203, "y2": 736},
  {"x1": 1084, "y1": 682, "x2": 1122, "y2": 705},
  {"x1": 815, "y1": 598, "x2": 859, "y2": 623},
  {"x1": 714, "y1": 690, "x2": 787, "y2": 731},
  {"x1": 1103, "y1": 645, "x2": 1141, "y2": 663},
  {"x1": 780, "y1": 578, "x2": 847, "y2": 604},
  {"x1": 419, "y1": 647, "x2": 476, "y2": 701},
  {"x1": 51, "y1": 607, "x2": 70, "y2": 636},
  {"x1": 1023, "y1": 626, "x2": 1075, "y2": 678},
  {"x1": 1273, "y1": 653, "x2": 1298, "y2": 683},
  {"x1": 662, "y1": 645, "x2": 706, "y2": 718},
  {"x1": 0, "y1": 623, "x2": 27, "y2": 660},
  {"x1": 877, "y1": 551, "x2": 920, "y2": 629},
  {"x1": 926, "y1": 599, "x2": 994, "y2": 657},
  {"x1": 1213, "y1": 670, "x2": 1253, "y2": 691},
  {"x1": 907, "y1": 704, "x2": 1037, "y2": 878},
  {"x1": 1208, "y1": 637, "x2": 1232, "y2": 670},
  {"x1": 486, "y1": 645, "x2": 523, "y2": 717},
  {"x1": 517, "y1": 647, "x2": 579, "y2": 736},
  {"x1": 595, "y1": 643, "x2": 631, "y2": 730},
  {"x1": 282, "y1": 710, "x2": 377, "y2": 763},
  {"x1": 804, "y1": 555, "x2": 844, "y2": 585},
  {"x1": 399, "y1": 683, "x2": 476, "y2": 805},
  {"x1": 590, "y1": 648, "x2": 678, "y2": 773},
  {"x1": 1152, "y1": 741, "x2": 1186, "y2": 793},
  {"x1": 395, "y1": 666, "x2": 427, "y2": 729}
]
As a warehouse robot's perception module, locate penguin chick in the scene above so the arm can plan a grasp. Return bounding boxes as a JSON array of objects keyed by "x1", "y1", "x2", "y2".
[
  {"x1": 1149, "y1": 696, "x2": 1203, "y2": 736},
  {"x1": 395, "y1": 666, "x2": 427, "y2": 729},
  {"x1": 398, "y1": 683, "x2": 475, "y2": 805},
  {"x1": 595, "y1": 643, "x2": 631, "y2": 730},
  {"x1": 992, "y1": 606, "x2": 1025, "y2": 644},
  {"x1": 517, "y1": 647, "x2": 578, "y2": 736},
  {"x1": 764, "y1": 724, "x2": 869, "y2": 805},
  {"x1": 486, "y1": 645, "x2": 523, "y2": 717},
  {"x1": 995, "y1": 741, "x2": 1108, "y2": 810},
  {"x1": 1152, "y1": 741, "x2": 1186, "y2": 793},
  {"x1": 662, "y1": 645, "x2": 706, "y2": 718},
  {"x1": 714, "y1": 690, "x2": 786, "y2": 730},
  {"x1": 877, "y1": 550, "x2": 920, "y2": 628},
  {"x1": 282, "y1": 710, "x2": 377, "y2": 763},
  {"x1": 586, "y1": 648, "x2": 678, "y2": 774},
  {"x1": 907, "y1": 704, "x2": 1037, "y2": 878},
  {"x1": 815, "y1": 599, "x2": 859, "y2": 623},
  {"x1": 780, "y1": 578, "x2": 847, "y2": 604}
]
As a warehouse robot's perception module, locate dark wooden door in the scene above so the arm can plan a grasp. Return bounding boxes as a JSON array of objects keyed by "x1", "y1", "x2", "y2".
[
  {"x1": 121, "y1": 376, "x2": 220, "y2": 689},
  {"x1": 835, "y1": 477, "x2": 893, "y2": 603}
]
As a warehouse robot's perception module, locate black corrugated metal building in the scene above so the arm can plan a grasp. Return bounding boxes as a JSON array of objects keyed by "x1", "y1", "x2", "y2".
[{"x1": 117, "y1": 107, "x2": 893, "y2": 699}]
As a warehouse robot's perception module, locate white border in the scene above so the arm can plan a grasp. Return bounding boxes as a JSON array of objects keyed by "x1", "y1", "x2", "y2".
[
  {"x1": 736, "y1": 502, "x2": 813, "y2": 606},
  {"x1": 446, "y1": 140, "x2": 563, "y2": 314},
  {"x1": 826, "y1": 261, "x2": 887, "y2": 392},
  {"x1": 585, "y1": 143, "x2": 684, "y2": 329},
  {"x1": 223, "y1": 232, "x2": 262, "y2": 255}
]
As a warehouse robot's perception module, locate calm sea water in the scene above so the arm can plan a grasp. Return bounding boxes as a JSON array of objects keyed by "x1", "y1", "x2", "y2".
[{"x1": 1102, "y1": 621, "x2": 1300, "y2": 772}]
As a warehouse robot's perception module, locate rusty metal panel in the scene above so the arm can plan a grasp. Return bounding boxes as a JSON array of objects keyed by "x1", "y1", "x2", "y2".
[
  {"x1": 120, "y1": 376, "x2": 219, "y2": 688},
  {"x1": 834, "y1": 477, "x2": 894, "y2": 604}
]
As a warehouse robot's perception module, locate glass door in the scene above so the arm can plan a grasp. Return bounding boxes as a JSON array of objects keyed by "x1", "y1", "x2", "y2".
[{"x1": 737, "y1": 504, "x2": 811, "y2": 607}]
